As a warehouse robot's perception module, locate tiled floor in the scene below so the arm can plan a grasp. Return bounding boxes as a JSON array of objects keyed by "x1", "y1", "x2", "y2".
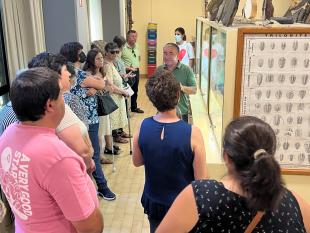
[{"x1": 99, "y1": 77, "x2": 156, "y2": 233}]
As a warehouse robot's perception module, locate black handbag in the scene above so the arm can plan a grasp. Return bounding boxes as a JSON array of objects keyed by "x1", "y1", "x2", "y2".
[{"x1": 97, "y1": 92, "x2": 118, "y2": 116}]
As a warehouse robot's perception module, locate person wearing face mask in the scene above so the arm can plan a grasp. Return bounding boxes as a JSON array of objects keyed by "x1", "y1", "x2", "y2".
[
  {"x1": 175, "y1": 27, "x2": 195, "y2": 68},
  {"x1": 155, "y1": 43, "x2": 197, "y2": 123},
  {"x1": 60, "y1": 42, "x2": 116, "y2": 201}
]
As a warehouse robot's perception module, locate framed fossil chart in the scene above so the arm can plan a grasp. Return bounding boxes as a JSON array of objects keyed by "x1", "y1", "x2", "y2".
[{"x1": 234, "y1": 28, "x2": 310, "y2": 175}]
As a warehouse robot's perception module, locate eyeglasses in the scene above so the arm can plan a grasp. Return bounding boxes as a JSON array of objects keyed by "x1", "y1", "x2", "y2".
[
  {"x1": 109, "y1": 50, "x2": 119, "y2": 54},
  {"x1": 131, "y1": 49, "x2": 136, "y2": 57}
]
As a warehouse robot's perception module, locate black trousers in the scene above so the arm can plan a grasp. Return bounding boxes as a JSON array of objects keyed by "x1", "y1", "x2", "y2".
[{"x1": 129, "y1": 69, "x2": 139, "y2": 110}]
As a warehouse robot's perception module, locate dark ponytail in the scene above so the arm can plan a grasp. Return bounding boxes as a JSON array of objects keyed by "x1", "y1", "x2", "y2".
[
  {"x1": 175, "y1": 27, "x2": 186, "y2": 41},
  {"x1": 223, "y1": 116, "x2": 284, "y2": 211}
]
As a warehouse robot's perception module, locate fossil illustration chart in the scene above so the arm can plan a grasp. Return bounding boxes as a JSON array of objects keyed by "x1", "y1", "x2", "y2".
[{"x1": 240, "y1": 33, "x2": 310, "y2": 169}]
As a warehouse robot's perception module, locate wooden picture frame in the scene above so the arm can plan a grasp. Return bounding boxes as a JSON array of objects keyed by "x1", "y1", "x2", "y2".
[{"x1": 234, "y1": 28, "x2": 310, "y2": 175}]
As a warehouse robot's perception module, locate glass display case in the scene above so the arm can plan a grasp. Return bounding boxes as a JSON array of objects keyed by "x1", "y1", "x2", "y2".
[
  {"x1": 200, "y1": 23, "x2": 211, "y2": 108},
  {"x1": 208, "y1": 28, "x2": 226, "y2": 144},
  {"x1": 196, "y1": 17, "x2": 310, "y2": 175},
  {"x1": 195, "y1": 18, "x2": 202, "y2": 75},
  {"x1": 0, "y1": 13, "x2": 9, "y2": 110},
  {"x1": 196, "y1": 18, "x2": 238, "y2": 147}
]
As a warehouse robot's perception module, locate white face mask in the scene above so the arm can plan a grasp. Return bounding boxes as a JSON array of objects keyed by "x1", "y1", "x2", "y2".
[{"x1": 175, "y1": 34, "x2": 183, "y2": 43}]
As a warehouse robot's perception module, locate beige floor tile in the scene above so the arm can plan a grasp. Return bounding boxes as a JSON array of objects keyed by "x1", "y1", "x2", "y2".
[{"x1": 99, "y1": 78, "x2": 153, "y2": 232}]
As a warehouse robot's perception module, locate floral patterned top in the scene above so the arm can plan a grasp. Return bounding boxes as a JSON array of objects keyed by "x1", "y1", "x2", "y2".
[
  {"x1": 63, "y1": 92, "x2": 88, "y2": 128},
  {"x1": 70, "y1": 69, "x2": 99, "y2": 125}
]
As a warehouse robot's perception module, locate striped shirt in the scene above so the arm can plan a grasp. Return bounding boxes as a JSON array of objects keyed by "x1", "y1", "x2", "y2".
[{"x1": 0, "y1": 101, "x2": 18, "y2": 136}]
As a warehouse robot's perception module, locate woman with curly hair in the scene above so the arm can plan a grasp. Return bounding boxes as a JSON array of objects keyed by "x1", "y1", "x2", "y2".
[{"x1": 132, "y1": 70, "x2": 207, "y2": 233}]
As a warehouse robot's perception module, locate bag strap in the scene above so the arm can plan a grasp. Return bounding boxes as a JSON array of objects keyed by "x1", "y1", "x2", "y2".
[{"x1": 244, "y1": 211, "x2": 265, "y2": 233}]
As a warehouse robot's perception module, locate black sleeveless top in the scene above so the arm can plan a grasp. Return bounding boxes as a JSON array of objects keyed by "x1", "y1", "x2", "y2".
[{"x1": 190, "y1": 180, "x2": 306, "y2": 233}]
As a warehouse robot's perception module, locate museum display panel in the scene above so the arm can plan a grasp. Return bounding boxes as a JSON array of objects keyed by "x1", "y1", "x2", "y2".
[{"x1": 196, "y1": 17, "x2": 310, "y2": 174}]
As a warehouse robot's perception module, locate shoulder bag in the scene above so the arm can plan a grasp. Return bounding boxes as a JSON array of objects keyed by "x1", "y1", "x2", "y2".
[
  {"x1": 244, "y1": 211, "x2": 265, "y2": 233},
  {"x1": 97, "y1": 92, "x2": 118, "y2": 116}
]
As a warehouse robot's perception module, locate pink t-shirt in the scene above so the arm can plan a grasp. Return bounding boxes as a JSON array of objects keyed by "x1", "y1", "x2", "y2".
[{"x1": 0, "y1": 123, "x2": 99, "y2": 233}]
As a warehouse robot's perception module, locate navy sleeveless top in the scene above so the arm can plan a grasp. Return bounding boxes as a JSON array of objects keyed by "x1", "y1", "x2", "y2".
[{"x1": 138, "y1": 117, "x2": 194, "y2": 220}]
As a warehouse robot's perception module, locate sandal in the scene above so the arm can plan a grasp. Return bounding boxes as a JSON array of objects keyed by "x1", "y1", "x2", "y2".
[
  {"x1": 120, "y1": 131, "x2": 132, "y2": 138},
  {"x1": 113, "y1": 145, "x2": 121, "y2": 151},
  {"x1": 100, "y1": 156, "x2": 113, "y2": 164},
  {"x1": 104, "y1": 147, "x2": 120, "y2": 155},
  {"x1": 113, "y1": 136, "x2": 128, "y2": 144}
]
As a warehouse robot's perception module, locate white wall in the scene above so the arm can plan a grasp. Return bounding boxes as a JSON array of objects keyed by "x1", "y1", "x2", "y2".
[
  {"x1": 89, "y1": 0, "x2": 104, "y2": 41},
  {"x1": 119, "y1": 0, "x2": 126, "y2": 37},
  {"x1": 75, "y1": 0, "x2": 91, "y2": 50},
  {"x1": 132, "y1": 0, "x2": 204, "y2": 75}
]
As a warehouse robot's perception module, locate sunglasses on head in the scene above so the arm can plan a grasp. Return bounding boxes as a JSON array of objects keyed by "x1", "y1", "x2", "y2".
[
  {"x1": 109, "y1": 50, "x2": 119, "y2": 54},
  {"x1": 131, "y1": 49, "x2": 136, "y2": 57}
]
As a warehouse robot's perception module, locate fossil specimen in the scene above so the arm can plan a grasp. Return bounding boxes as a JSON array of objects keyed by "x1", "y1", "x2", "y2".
[
  {"x1": 265, "y1": 74, "x2": 274, "y2": 82},
  {"x1": 304, "y1": 58, "x2": 309, "y2": 68},
  {"x1": 255, "y1": 90, "x2": 262, "y2": 100},
  {"x1": 295, "y1": 142, "x2": 301, "y2": 150},
  {"x1": 275, "y1": 90, "x2": 282, "y2": 99},
  {"x1": 298, "y1": 153, "x2": 305, "y2": 162},
  {"x1": 295, "y1": 129, "x2": 302, "y2": 137},
  {"x1": 304, "y1": 142, "x2": 310, "y2": 153},
  {"x1": 274, "y1": 104, "x2": 281, "y2": 112},
  {"x1": 283, "y1": 141, "x2": 289, "y2": 150},
  {"x1": 287, "y1": 116, "x2": 293, "y2": 124},
  {"x1": 275, "y1": 129, "x2": 280, "y2": 136},
  {"x1": 274, "y1": 114, "x2": 281, "y2": 126},
  {"x1": 304, "y1": 42, "x2": 309, "y2": 51},
  {"x1": 278, "y1": 74, "x2": 285, "y2": 83},
  {"x1": 302, "y1": 74, "x2": 308, "y2": 85},
  {"x1": 255, "y1": 103, "x2": 261, "y2": 110},
  {"x1": 264, "y1": 103, "x2": 272, "y2": 113},
  {"x1": 278, "y1": 57, "x2": 286, "y2": 68},
  {"x1": 292, "y1": 41, "x2": 298, "y2": 51},
  {"x1": 289, "y1": 154, "x2": 294, "y2": 161},
  {"x1": 281, "y1": 42, "x2": 286, "y2": 50},
  {"x1": 257, "y1": 73, "x2": 263, "y2": 86},
  {"x1": 286, "y1": 103, "x2": 293, "y2": 113},
  {"x1": 265, "y1": 90, "x2": 271, "y2": 98},
  {"x1": 285, "y1": 128, "x2": 293, "y2": 136},
  {"x1": 279, "y1": 154, "x2": 284, "y2": 161},
  {"x1": 259, "y1": 41, "x2": 265, "y2": 51},
  {"x1": 258, "y1": 58, "x2": 264, "y2": 68},
  {"x1": 298, "y1": 90, "x2": 306, "y2": 99},
  {"x1": 268, "y1": 58, "x2": 274, "y2": 68},
  {"x1": 270, "y1": 42, "x2": 275, "y2": 50},
  {"x1": 297, "y1": 103, "x2": 305, "y2": 111},
  {"x1": 297, "y1": 116, "x2": 303, "y2": 124},
  {"x1": 291, "y1": 57, "x2": 297, "y2": 68},
  {"x1": 289, "y1": 75, "x2": 296, "y2": 84},
  {"x1": 286, "y1": 91, "x2": 294, "y2": 99}
]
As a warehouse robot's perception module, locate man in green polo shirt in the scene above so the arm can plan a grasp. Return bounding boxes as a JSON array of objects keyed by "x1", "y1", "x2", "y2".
[
  {"x1": 121, "y1": 30, "x2": 144, "y2": 113},
  {"x1": 155, "y1": 43, "x2": 197, "y2": 122}
]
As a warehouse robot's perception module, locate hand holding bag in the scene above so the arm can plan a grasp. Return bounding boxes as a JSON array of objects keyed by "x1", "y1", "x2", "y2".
[{"x1": 97, "y1": 92, "x2": 118, "y2": 116}]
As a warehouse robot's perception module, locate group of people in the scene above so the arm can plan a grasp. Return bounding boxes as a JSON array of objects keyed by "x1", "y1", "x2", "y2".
[{"x1": 0, "y1": 26, "x2": 309, "y2": 233}]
